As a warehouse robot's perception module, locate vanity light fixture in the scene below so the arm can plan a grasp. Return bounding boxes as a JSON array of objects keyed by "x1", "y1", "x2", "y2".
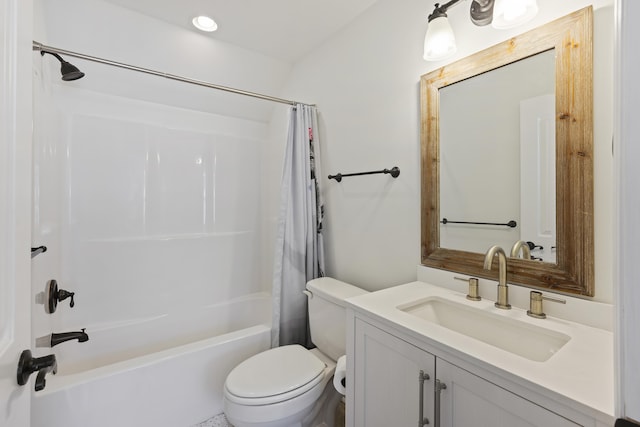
[
  {"x1": 423, "y1": 0, "x2": 538, "y2": 61},
  {"x1": 423, "y1": 6, "x2": 458, "y2": 61},
  {"x1": 192, "y1": 15, "x2": 218, "y2": 32}
]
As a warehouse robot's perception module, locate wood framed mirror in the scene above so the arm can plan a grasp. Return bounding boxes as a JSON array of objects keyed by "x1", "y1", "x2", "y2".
[{"x1": 420, "y1": 7, "x2": 594, "y2": 296}]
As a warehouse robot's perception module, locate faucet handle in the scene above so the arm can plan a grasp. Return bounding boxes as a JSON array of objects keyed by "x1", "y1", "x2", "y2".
[
  {"x1": 16, "y1": 350, "x2": 57, "y2": 391},
  {"x1": 454, "y1": 277, "x2": 481, "y2": 301},
  {"x1": 527, "y1": 291, "x2": 566, "y2": 319},
  {"x1": 45, "y1": 280, "x2": 75, "y2": 313}
]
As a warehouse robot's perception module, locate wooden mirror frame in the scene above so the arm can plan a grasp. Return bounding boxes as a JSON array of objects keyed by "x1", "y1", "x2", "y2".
[{"x1": 420, "y1": 7, "x2": 594, "y2": 296}]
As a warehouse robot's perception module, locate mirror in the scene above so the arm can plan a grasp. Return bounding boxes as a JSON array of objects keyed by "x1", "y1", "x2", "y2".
[
  {"x1": 439, "y1": 49, "x2": 556, "y2": 260},
  {"x1": 420, "y1": 7, "x2": 594, "y2": 296}
]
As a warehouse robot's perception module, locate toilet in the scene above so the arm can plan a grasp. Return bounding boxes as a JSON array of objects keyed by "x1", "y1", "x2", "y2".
[{"x1": 223, "y1": 277, "x2": 368, "y2": 427}]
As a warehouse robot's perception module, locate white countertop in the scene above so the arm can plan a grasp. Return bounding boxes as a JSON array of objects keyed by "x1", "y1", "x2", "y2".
[{"x1": 346, "y1": 281, "x2": 614, "y2": 421}]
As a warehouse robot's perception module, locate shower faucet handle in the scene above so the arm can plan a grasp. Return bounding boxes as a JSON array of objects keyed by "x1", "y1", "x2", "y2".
[
  {"x1": 45, "y1": 279, "x2": 75, "y2": 314},
  {"x1": 57, "y1": 289, "x2": 75, "y2": 307},
  {"x1": 16, "y1": 349, "x2": 57, "y2": 392}
]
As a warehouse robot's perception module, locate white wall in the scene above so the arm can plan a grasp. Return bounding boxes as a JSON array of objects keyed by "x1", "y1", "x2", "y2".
[{"x1": 273, "y1": 0, "x2": 615, "y2": 302}]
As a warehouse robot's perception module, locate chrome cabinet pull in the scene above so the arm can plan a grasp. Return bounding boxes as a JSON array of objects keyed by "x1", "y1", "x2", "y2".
[
  {"x1": 435, "y1": 379, "x2": 447, "y2": 427},
  {"x1": 418, "y1": 370, "x2": 430, "y2": 426}
]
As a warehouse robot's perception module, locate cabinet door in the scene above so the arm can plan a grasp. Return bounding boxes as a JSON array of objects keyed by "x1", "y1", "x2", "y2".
[
  {"x1": 437, "y1": 359, "x2": 579, "y2": 427},
  {"x1": 354, "y1": 319, "x2": 435, "y2": 427}
]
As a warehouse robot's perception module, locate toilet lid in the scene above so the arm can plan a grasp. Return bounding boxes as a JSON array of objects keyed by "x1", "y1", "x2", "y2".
[{"x1": 225, "y1": 344, "x2": 326, "y2": 400}]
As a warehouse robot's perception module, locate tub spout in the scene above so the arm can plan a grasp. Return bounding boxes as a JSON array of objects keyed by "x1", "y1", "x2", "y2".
[{"x1": 50, "y1": 329, "x2": 89, "y2": 347}]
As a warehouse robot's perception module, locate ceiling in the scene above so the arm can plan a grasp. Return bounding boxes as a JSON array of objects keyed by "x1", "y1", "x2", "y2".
[{"x1": 101, "y1": 0, "x2": 380, "y2": 63}]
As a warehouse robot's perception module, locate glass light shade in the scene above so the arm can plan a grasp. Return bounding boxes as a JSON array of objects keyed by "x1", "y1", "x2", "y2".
[
  {"x1": 423, "y1": 16, "x2": 457, "y2": 61},
  {"x1": 492, "y1": 0, "x2": 539, "y2": 29},
  {"x1": 192, "y1": 15, "x2": 218, "y2": 32}
]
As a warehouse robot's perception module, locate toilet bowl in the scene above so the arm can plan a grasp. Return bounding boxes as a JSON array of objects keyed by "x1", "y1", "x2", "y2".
[
  {"x1": 223, "y1": 278, "x2": 368, "y2": 427},
  {"x1": 224, "y1": 346, "x2": 335, "y2": 427}
]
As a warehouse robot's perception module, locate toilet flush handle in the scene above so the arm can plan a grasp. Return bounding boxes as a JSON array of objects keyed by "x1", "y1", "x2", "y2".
[{"x1": 303, "y1": 290, "x2": 313, "y2": 299}]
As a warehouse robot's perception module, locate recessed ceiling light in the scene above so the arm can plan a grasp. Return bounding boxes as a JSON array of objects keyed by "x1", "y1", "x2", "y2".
[{"x1": 192, "y1": 15, "x2": 218, "y2": 32}]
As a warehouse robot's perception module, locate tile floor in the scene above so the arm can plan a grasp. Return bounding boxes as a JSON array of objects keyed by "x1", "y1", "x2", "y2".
[{"x1": 193, "y1": 413, "x2": 231, "y2": 427}]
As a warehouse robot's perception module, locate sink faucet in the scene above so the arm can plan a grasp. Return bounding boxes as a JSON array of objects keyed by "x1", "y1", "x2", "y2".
[
  {"x1": 483, "y1": 245, "x2": 511, "y2": 309},
  {"x1": 510, "y1": 240, "x2": 531, "y2": 260}
]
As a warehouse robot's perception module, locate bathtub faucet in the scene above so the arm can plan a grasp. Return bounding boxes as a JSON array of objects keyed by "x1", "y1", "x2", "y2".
[
  {"x1": 50, "y1": 328, "x2": 89, "y2": 347},
  {"x1": 17, "y1": 349, "x2": 57, "y2": 391}
]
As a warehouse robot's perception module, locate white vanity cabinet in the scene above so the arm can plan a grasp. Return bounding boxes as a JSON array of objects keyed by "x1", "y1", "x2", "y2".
[
  {"x1": 436, "y1": 358, "x2": 578, "y2": 426},
  {"x1": 351, "y1": 317, "x2": 580, "y2": 427},
  {"x1": 353, "y1": 318, "x2": 436, "y2": 426}
]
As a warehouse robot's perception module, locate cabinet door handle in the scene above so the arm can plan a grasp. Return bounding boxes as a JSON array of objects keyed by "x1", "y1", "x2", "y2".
[
  {"x1": 435, "y1": 379, "x2": 447, "y2": 427},
  {"x1": 418, "y1": 370, "x2": 430, "y2": 426}
]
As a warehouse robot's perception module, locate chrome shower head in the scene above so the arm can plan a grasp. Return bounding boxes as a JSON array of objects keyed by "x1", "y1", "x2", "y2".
[{"x1": 40, "y1": 51, "x2": 85, "y2": 81}]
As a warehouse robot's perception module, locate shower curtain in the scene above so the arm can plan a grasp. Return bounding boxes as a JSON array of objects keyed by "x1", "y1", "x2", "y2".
[{"x1": 271, "y1": 103, "x2": 325, "y2": 348}]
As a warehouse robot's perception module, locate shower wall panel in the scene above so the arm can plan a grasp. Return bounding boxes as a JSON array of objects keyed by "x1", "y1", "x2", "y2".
[{"x1": 32, "y1": 85, "x2": 266, "y2": 338}]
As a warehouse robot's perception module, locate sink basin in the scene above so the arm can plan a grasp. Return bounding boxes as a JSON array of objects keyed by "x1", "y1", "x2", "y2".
[{"x1": 397, "y1": 297, "x2": 570, "y2": 362}]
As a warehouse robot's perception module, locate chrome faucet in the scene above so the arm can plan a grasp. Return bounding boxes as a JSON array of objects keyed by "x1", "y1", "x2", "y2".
[
  {"x1": 483, "y1": 245, "x2": 511, "y2": 309},
  {"x1": 510, "y1": 240, "x2": 531, "y2": 260}
]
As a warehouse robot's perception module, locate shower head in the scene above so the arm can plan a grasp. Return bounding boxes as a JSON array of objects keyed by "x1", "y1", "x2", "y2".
[{"x1": 40, "y1": 51, "x2": 85, "y2": 81}]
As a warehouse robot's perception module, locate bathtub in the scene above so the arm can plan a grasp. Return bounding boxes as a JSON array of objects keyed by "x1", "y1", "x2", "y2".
[{"x1": 32, "y1": 294, "x2": 271, "y2": 427}]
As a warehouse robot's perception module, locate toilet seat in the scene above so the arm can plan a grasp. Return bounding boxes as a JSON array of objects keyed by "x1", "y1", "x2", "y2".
[{"x1": 224, "y1": 345, "x2": 326, "y2": 406}]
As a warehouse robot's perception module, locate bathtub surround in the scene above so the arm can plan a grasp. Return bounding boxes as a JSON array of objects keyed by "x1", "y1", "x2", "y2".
[
  {"x1": 30, "y1": 75, "x2": 273, "y2": 425},
  {"x1": 29, "y1": 0, "x2": 294, "y2": 424},
  {"x1": 31, "y1": 80, "x2": 269, "y2": 329},
  {"x1": 271, "y1": 104, "x2": 325, "y2": 347}
]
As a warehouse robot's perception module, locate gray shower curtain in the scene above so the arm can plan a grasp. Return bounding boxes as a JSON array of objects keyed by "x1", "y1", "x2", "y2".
[{"x1": 271, "y1": 104, "x2": 325, "y2": 348}]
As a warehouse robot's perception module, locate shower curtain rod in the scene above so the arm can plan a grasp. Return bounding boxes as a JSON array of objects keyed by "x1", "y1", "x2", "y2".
[{"x1": 32, "y1": 41, "x2": 313, "y2": 107}]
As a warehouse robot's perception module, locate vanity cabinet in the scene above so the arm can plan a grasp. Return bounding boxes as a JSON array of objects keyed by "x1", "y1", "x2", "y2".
[
  {"x1": 353, "y1": 318, "x2": 435, "y2": 426},
  {"x1": 351, "y1": 318, "x2": 579, "y2": 427},
  {"x1": 436, "y1": 358, "x2": 578, "y2": 426}
]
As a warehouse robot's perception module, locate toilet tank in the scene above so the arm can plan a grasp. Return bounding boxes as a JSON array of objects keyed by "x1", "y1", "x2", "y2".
[{"x1": 306, "y1": 277, "x2": 369, "y2": 361}]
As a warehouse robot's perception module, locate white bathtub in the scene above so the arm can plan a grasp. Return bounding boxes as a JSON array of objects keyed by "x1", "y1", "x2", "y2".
[{"x1": 32, "y1": 294, "x2": 271, "y2": 427}]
